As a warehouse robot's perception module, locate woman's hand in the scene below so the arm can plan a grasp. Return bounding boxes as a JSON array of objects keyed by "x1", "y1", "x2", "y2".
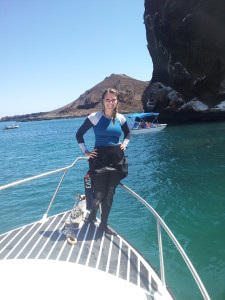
[
  {"x1": 120, "y1": 144, "x2": 127, "y2": 152},
  {"x1": 85, "y1": 149, "x2": 98, "y2": 159}
]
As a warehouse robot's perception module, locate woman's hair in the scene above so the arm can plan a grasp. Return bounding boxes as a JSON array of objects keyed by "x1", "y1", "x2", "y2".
[{"x1": 101, "y1": 88, "x2": 119, "y2": 125}]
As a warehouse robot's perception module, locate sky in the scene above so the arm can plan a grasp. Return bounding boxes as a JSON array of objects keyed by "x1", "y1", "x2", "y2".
[{"x1": 0, "y1": 0, "x2": 153, "y2": 118}]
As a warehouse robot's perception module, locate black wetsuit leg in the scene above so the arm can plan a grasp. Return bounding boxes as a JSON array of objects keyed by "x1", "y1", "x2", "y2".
[
  {"x1": 100, "y1": 171, "x2": 122, "y2": 228},
  {"x1": 88, "y1": 172, "x2": 108, "y2": 222},
  {"x1": 88, "y1": 170, "x2": 122, "y2": 226}
]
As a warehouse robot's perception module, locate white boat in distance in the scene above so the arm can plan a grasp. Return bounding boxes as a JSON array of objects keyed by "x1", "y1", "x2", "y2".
[
  {"x1": 3, "y1": 124, "x2": 19, "y2": 130},
  {"x1": 128, "y1": 112, "x2": 167, "y2": 134},
  {"x1": 0, "y1": 157, "x2": 210, "y2": 300}
]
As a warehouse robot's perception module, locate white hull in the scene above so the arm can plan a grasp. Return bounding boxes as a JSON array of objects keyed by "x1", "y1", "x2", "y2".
[
  {"x1": 130, "y1": 124, "x2": 167, "y2": 134},
  {"x1": 3, "y1": 125, "x2": 19, "y2": 130}
]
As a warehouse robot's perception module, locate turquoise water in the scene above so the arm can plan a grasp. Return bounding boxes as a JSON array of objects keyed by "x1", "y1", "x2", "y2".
[{"x1": 0, "y1": 118, "x2": 224, "y2": 300}]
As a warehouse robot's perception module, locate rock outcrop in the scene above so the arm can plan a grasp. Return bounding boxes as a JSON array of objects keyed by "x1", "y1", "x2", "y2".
[
  {"x1": 0, "y1": 74, "x2": 149, "y2": 122},
  {"x1": 143, "y1": 0, "x2": 225, "y2": 122}
]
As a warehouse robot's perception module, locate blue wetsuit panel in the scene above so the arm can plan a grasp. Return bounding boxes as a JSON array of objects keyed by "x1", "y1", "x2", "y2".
[{"x1": 93, "y1": 116, "x2": 122, "y2": 147}]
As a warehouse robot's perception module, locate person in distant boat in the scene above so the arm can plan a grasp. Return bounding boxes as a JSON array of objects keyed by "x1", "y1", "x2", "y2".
[
  {"x1": 140, "y1": 121, "x2": 145, "y2": 128},
  {"x1": 76, "y1": 88, "x2": 130, "y2": 236},
  {"x1": 133, "y1": 121, "x2": 139, "y2": 129}
]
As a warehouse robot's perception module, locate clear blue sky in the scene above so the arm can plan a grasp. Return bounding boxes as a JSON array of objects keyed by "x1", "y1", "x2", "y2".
[{"x1": 0, "y1": 0, "x2": 153, "y2": 118}]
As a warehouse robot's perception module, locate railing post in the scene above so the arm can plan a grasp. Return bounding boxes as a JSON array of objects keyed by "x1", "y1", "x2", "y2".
[
  {"x1": 157, "y1": 219, "x2": 166, "y2": 287},
  {"x1": 39, "y1": 170, "x2": 67, "y2": 222}
]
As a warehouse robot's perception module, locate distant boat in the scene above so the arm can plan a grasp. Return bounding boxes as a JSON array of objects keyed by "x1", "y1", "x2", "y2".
[
  {"x1": 3, "y1": 124, "x2": 19, "y2": 130},
  {"x1": 128, "y1": 112, "x2": 167, "y2": 134}
]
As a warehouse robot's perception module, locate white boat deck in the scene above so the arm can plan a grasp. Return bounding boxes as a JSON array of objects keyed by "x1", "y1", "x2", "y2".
[
  {"x1": 0, "y1": 157, "x2": 210, "y2": 300},
  {"x1": 0, "y1": 210, "x2": 173, "y2": 300}
]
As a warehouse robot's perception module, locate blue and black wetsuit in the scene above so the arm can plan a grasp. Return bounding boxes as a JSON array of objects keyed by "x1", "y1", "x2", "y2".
[
  {"x1": 76, "y1": 111, "x2": 130, "y2": 233},
  {"x1": 76, "y1": 111, "x2": 130, "y2": 152}
]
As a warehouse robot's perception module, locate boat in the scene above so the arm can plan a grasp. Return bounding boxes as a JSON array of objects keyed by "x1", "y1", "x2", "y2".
[
  {"x1": 128, "y1": 113, "x2": 167, "y2": 134},
  {"x1": 0, "y1": 157, "x2": 210, "y2": 300},
  {"x1": 3, "y1": 124, "x2": 19, "y2": 130}
]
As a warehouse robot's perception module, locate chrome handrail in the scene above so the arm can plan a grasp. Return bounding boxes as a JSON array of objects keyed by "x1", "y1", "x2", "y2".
[
  {"x1": 119, "y1": 183, "x2": 210, "y2": 300},
  {"x1": 0, "y1": 157, "x2": 210, "y2": 299},
  {"x1": 0, "y1": 156, "x2": 88, "y2": 222},
  {"x1": 0, "y1": 157, "x2": 88, "y2": 192}
]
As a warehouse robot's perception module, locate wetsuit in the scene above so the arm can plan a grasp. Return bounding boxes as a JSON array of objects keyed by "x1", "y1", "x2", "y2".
[{"x1": 76, "y1": 111, "x2": 130, "y2": 232}]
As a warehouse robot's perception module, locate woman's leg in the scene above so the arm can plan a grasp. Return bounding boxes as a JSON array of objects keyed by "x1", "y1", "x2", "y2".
[
  {"x1": 99, "y1": 171, "x2": 122, "y2": 235},
  {"x1": 87, "y1": 173, "x2": 108, "y2": 222}
]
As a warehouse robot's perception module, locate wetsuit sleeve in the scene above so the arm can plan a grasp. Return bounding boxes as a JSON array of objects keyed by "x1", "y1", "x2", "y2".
[
  {"x1": 121, "y1": 121, "x2": 130, "y2": 147},
  {"x1": 76, "y1": 118, "x2": 93, "y2": 154}
]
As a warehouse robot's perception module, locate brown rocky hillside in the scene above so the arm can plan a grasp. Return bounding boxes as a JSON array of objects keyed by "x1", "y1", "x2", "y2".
[{"x1": 0, "y1": 74, "x2": 149, "y2": 122}]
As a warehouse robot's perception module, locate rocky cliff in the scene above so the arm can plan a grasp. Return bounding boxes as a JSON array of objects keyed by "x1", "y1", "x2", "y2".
[
  {"x1": 143, "y1": 0, "x2": 225, "y2": 122},
  {"x1": 0, "y1": 74, "x2": 149, "y2": 122}
]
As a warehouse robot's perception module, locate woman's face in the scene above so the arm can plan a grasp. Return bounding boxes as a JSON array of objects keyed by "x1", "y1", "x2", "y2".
[{"x1": 103, "y1": 92, "x2": 118, "y2": 112}]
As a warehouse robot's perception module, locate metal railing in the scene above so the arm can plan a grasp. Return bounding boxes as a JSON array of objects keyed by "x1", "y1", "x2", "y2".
[
  {"x1": 0, "y1": 156, "x2": 210, "y2": 300},
  {"x1": 119, "y1": 183, "x2": 210, "y2": 300},
  {"x1": 0, "y1": 156, "x2": 88, "y2": 222}
]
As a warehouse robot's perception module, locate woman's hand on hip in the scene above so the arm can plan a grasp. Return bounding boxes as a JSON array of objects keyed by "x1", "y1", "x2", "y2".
[
  {"x1": 120, "y1": 143, "x2": 127, "y2": 152},
  {"x1": 85, "y1": 149, "x2": 98, "y2": 159}
]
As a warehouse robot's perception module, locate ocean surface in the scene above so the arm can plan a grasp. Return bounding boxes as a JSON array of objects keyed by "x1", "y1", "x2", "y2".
[{"x1": 0, "y1": 117, "x2": 224, "y2": 300}]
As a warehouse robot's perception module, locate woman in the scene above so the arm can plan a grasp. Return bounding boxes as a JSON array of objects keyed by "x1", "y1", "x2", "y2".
[{"x1": 76, "y1": 88, "x2": 130, "y2": 235}]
